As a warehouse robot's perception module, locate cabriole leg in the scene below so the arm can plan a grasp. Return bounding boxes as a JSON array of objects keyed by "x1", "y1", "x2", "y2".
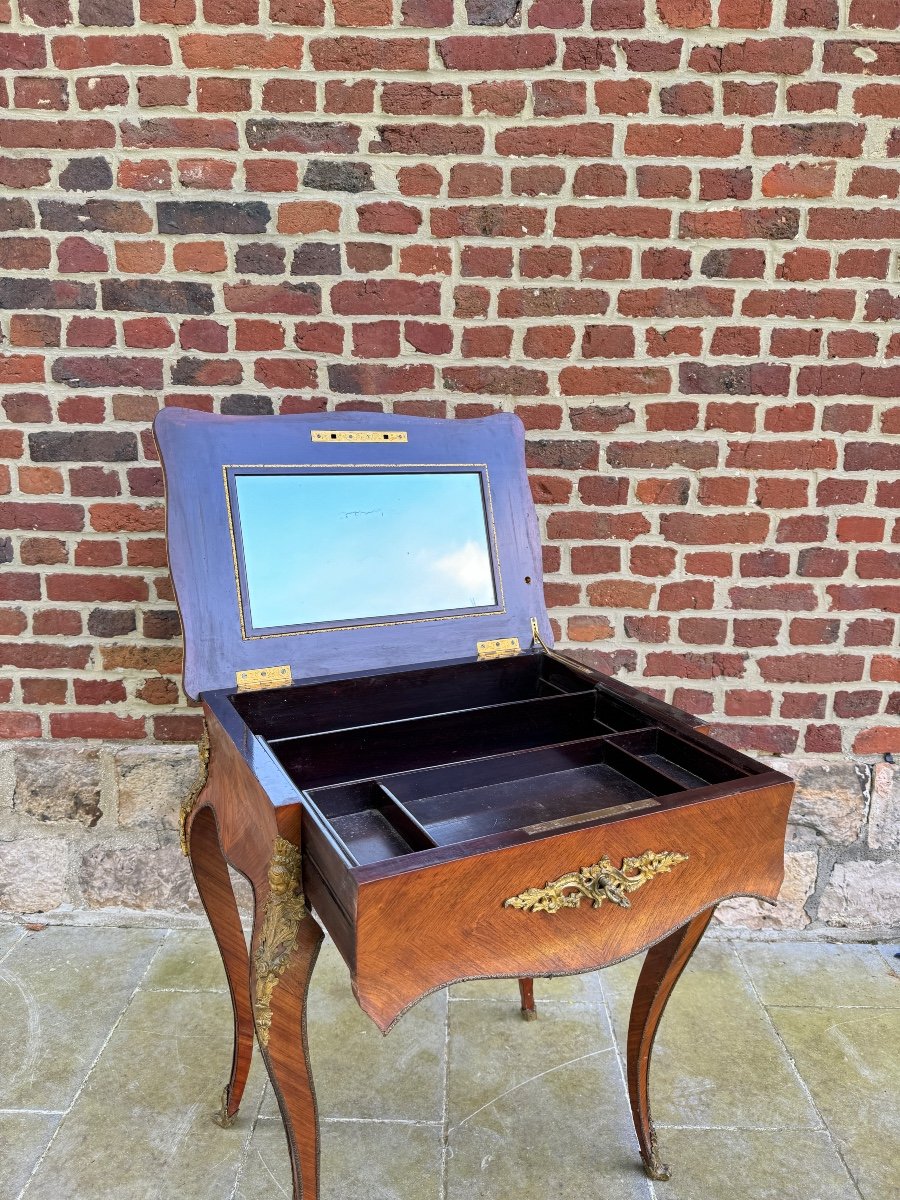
[
  {"x1": 252, "y1": 837, "x2": 324, "y2": 1200},
  {"x1": 188, "y1": 803, "x2": 255, "y2": 1127},
  {"x1": 626, "y1": 907, "x2": 715, "y2": 1181}
]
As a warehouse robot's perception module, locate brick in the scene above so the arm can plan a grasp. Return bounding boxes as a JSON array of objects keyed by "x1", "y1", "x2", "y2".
[
  {"x1": 808, "y1": 207, "x2": 900, "y2": 241},
  {"x1": 562, "y1": 37, "x2": 615, "y2": 69},
  {"x1": 432, "y1": 206, "x2": 544, "y2": 238},
  {"x1": 121, "y1": 117, "x2": 238, "y2": 151},
  {"x1": 401, "y1": 0, "x2": 453, "y2": 24},
  {"x1": 157, "y1": 200, "x2": 268, "y2": 235},
  {"x1": 594, "y1": 79, "x2": 651, "y2": 115},
  {"x1": 555, "y1": 206, "x2": 669, "y2": 238},
  {"x1": 310, "y1": 35, "x2": 428, "y2": 70},
  {"x1": 680, "y1": 362, "x2": 789, "y2": 396},
  {"x1": 500, "y1": 113, "x2": 611, "y2": 152},
  {"x1": 180, "y1": 33, "x2": 302, "y2": 68},
  {"x1": 823, "y1": 39, "x2": 899, "y2": 75},
  {"x1": 373, "y1": 123, "x2": 484, "y2": 155},
  {"x1": 438, "y1": 34, "x2": 556, "y2": 69},
  {"x1": 787, "y1": 82, "x2": 839, "y2": 112},
  {"x1": 328, "y1": 363, "x2": 433, "y2": 394},
  {"x1": 657, "y1": 0, "x2": 710, "y2": 26},
  {"x1": 382, "y1": 83, "x2": 462, "y2": 117},
  {"x1": 625, "y1": 123, "x2": 742, "y2": 157},
  {"x1": 680, "y1": 208, "x2": 799, "y2": 239},
  {"x1": 690, "y1": 36, "x2": 813, "y2": 74},
  {"x1": 330, "y1": 280, "x2": 439, "y2": 316},
  {"x1": 759, "y1": 654, "x2": 864, "y2": 684},
  {"x1": 246, "y1": 119, "x2": 359, "y2": 154},
  {"x1": 607, "y1": 440, "x2": 718, "y2": 469},
  {"x1": 498, "y1": 287, "x2": 609, "y2": 317},
  {"x1": 621, "y1": 38, "x2": 683, "y2": 70},
  {"x1": 753, "y1": 123, "x2": 864, "y2": 158},
  {"x1": 0, "y1": 119, "x2": 115, "y2": 150},
  {"x1": 618, "y1": 286, "x2": 733, "y2": 317},
  {"x1": 560, "y1": 366, "x2": 669, "y2": 395},
  {"x1": 224, "y1": 282, "x2": 320, "y2": 314},
  {"x1": 52, "y1": 34, "x2": 170, "y2": 69}
]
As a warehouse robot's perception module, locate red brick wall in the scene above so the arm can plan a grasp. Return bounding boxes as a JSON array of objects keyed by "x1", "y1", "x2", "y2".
[{"x1": 1, "y1": 0, "x2": 898, "y2": 757}]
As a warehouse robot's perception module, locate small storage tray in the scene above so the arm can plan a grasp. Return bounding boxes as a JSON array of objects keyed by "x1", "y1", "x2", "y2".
[{"x1": 299, "y1": 729, "x2": 753, "y2": 868}]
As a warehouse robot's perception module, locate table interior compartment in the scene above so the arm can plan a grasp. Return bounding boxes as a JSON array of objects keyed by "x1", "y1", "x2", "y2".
[
  {"x1": 312, "y1": 780, "x2": 437, "y2": 867},
  {"x1": 306, "y1": 734, "x2": 696, "y2": 864},
  {"x1": 605, "y1": 728, "x2": 749, "y2": 789},
  {"x1": 232, "y1": 651, "x2": 594, "y2": 739},
  {"x1": 271, "y1": 689, "x2": 651, "y2": 790}
]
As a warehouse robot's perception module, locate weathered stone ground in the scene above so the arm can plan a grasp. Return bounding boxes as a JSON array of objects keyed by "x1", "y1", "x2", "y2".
[{"x1": 1, "y1": 921, "x2": 897, "y2": 1200}]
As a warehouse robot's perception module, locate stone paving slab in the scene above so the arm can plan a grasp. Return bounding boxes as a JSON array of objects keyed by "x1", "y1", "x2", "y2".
[
  {"x1": 1, "y1": 925, "x2": 896, "y2": 1200},
  {"x1": 0, "y1": 926, "x2": 164, "y2": 1112},
  {"x1": 0, "y1": 1113, "x2": 60, "y2": 1199},
  {"x1": 770, "y1": 1005, "x2": 899, "y2": 1200},
  {"x1": 601, "y1": 944, "x2": 821, "y2": 1131},
  {"x1": 653, "y1": 1129, "x2": 859, "y2": 1200},
  {"x1": 737, "y1": 941, "x2": 900, "y2": 1009},
  {"x1": 235, "y1": 1118, "x2": 443, "y2": 1200}
]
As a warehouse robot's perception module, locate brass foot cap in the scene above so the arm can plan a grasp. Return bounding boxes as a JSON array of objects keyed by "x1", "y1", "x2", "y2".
[
  {"x1": 520, "y1": 1008, "x2": 538, "y2": 1021},
  {"x1": 643, "y1": 1157, "x2": 671, "y2": 1182},
  {"x1": 213, "y1": 1088, "x2": 238, "y2": 1129}
]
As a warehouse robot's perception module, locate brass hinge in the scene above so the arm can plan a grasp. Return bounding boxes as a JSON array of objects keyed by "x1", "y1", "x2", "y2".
[
  {"x1": 531, "y1": 617, "x2": 551, "y2": 653},
  {"x1": 235, "y1": 665, "x2": 293, "y2": 692},
  {"x1": 476, "y1": 637, "x2": 521, "y2": 661},
  {"x1": 311, "y1": 430, "x2": 408, "y2": 443}
]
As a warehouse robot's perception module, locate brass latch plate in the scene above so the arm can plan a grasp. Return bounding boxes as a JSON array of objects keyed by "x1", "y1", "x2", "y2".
[
  {"x1": 311, "y1": 430, "x2": 408, "y2": 443},
  {"x1": 235, "y1": 665, "x2": 293, "y2": 692},
  {"x1": 477, "y1": 637, "x2": 521, "y2": 661}
]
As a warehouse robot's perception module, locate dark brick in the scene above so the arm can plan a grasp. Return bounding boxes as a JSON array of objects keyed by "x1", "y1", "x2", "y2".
[
  {"x1": 220, "y1": 394, "x2": 275, "y2": 415},
  {"x1": 466, "y1": 0, "x2": 521, "y2": 24},
  {"x1": 87, "y1": 607, "x2": 137, "y2": 637},
  {"x1": 59, "y1": 157, "x2": 113, "y2": 192},
  {"x1": 38, "y1": 199, "x2": 151, "y2": 233},
  {"x1": 290, "y1": 243, "x2": 341, "y2": 275},
  {"x1": 101, "y1": 279, "x2": 214, "y2": 314},
  {"x1": 0, "y1": 200, "x2": 35, "y2": 231},
  {"x1": 302, "y1": 160, "x2": 374, "y2": 192},
  {"x1": 79, "y1": 0, "x2": 134, "y2": 23},
  {"x1": 525, "y1": 438, "x2": 599, "y2": 470},
  {"x1": 30, "y1": 430, "x2": 137, "y2": 463},
  {"x1": 142, "y1": 609, "x2": 180, "y2": 639},
  {"x1": 246, "y1": 119, "x2": 360, "y2": 154},
  {"x1": 157, "y1": 200, "x2": 270, "y2": 235},
  {"x1": 679, "y1": 362, "x2": 791, "y2": 396},
  {"x1": 235, "y1": 243, "x2": 286, "y2": 275},
  {"x1": 0, "y1": 278, "x2": 95, "y2": 310},
  {"x1": 170, "y1": 357, "x2": 242, "y2": 386},
  {"x1": 0, "y1": 536, "x2": 13, "y2": 564}
]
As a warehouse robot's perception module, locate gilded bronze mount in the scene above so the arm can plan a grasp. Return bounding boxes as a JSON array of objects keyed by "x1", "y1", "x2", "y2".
[{"x1": 504, "y1": 850, "x2": 689, "y2": 915}]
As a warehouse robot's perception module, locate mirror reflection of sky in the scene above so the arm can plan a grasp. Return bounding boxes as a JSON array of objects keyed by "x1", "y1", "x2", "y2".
[{"x1": 234, "y1": 471, "x2": 497, "y2": 629}]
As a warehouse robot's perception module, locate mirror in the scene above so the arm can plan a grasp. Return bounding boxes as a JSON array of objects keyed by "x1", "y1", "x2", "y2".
[{"x1": 233, "y1": 470, "x2": 498, "y2": 631}]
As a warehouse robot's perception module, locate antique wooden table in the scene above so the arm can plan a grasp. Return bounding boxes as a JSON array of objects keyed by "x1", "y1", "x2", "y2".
[{"x1": 155, "y1": 409, "x2": 793, "y2": 1199}]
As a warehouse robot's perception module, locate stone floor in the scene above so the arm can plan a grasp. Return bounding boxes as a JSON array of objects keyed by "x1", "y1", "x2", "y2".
[{"x1": 0, "y1": 923, "x2": 897, "y2": 1200}]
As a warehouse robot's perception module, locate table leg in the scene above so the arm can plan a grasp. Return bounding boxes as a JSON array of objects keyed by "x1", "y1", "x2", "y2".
[
  {"x1": 517, "y1": 977, "x2": 537, "y2": 1020},
  {"x1": 189, "y1": 803, "x2": 256, "y2": 1128},
  {"x1": 251, "y1": 865, "x2": 324, "y2": 1200},
  {"x1": 626, "y1": 907, "x2": 715, "y2": 1181}
]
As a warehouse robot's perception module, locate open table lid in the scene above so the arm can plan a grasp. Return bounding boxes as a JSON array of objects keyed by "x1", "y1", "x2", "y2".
[{"x1": 154, "y1": 409, "x2": 553, "y2": 700}]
